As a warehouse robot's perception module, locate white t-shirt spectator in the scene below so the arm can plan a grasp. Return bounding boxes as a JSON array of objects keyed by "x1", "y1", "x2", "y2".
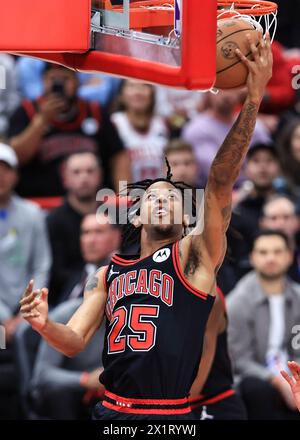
[
  {"x1": 111, "y1": 112, "x2": 169, "y2": 182},
  {"x1": 155, "y1": 86, "x2": 202, "y2": 120},
  {"x1": 266, "y1": 295, "x2": 289, "y2": 374}
]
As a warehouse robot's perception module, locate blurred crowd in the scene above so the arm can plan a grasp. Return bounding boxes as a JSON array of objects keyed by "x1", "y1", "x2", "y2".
[{"x1": 1, "y1": 12, "x2": 300, "y2": 419}]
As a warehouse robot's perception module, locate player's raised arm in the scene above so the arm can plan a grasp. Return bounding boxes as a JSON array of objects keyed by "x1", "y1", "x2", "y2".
[
  {"x1": 19, "y1": 267, "x2": 107, "y2": 357},
  {"x1": 193, "y1": 33, "x2": 273, "y2": 270}
]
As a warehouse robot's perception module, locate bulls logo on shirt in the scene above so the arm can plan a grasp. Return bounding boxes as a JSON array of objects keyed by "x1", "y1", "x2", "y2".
[{"x1": 153, "y1": 248, "x2": 171, "y2": 263}]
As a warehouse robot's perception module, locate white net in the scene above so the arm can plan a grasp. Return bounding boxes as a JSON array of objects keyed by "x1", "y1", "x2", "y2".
[
  {"x1": 139, "y1": 3, "x2": 174, "y2": 9},
  {"x1": 217, "y1": 3, "x2": 278, "y2": 42},
  {"x1": 204, "y1": 2, "x2": 278, "y2": 93}
]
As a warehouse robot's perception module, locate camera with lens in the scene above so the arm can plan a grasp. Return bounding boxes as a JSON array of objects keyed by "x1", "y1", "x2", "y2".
[{"x1": 51, "y1": 80, "x2": 66, "y2": 98}]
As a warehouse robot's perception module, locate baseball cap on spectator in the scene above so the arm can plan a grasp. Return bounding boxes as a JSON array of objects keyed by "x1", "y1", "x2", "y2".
[
  {"x1": 0, "y1": 142, "x2": 18, "y2": 168},
  {"x1": 247, "y1": 143, "x2": 278, "y2": 160}
]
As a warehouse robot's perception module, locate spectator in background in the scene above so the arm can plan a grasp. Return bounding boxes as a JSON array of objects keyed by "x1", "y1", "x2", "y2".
[
  {"x1": 163, "y1": 139, "x2": 200, "y2": 186},
  {"x1": 229, "y1": 144, "x2": 281, "y2": 279},
  {"x1": 47, "y1": 152, "x2": 102, "y2": 305},
  {"x1": 276, "y1": 118, "x2": 300, "y2": 210},
  {"x1": 0, "y1": 143, "x2": 51, "y2": 338},
  {"x1": 0, "y1": 55, "x2": 20, "y2": 136},
  {"x1": 155, "y1": 86, "x2": 202, "y2": 137},
  {"x1": 276, "y1": 47, "x2": 300, "y2": 134},
  {"x1": 30, "y1": 213, "x2": 120, "y2": 420},
  {"x1": 258, "y1": 41, "x2": 296, "y2": 116},
  {"x1": 32, "y1": 313, "x2": 104, "y2": 420},
  {"x1": 235, "y1": 143, "x2": 281, "y2": 226},
  {"x1": 0, "y1": 143, "x2": 51, "y2": 418},
  {"x1": 59, "y1": 213, "x2": 121, "y2": 303},
  {"x1": 9, "y1": 63, "x2": 130, "y2": 198},
  {"x1": 227, "y1": 230, "x2": 300, "y2": 420},
  {"x1": 260, "y1": 196, "x2": 300, "y2": 283},
  {"x1": 17, "y1": 58, "x2": 121, "y2": 108},
  {"x1": 78, "y1": 74, "x2": 121, "y2": 109},
  {"x1": 111, "y1": 80, "x2": 169, "y2": 182},
  {"x1": 16, "y1": 59, "x2": 45, "y2": 102},
  {"x1": 274, "y1": 0, "x2": 300, "y2": 48},
  {"x1": 182, "y1": 90, "x2": 271, "y2": 186}
]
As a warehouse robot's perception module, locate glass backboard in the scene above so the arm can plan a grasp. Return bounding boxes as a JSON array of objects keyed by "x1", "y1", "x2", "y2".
[{"x1": 91, "y1": 1, "x2": 182, "y2": 67}]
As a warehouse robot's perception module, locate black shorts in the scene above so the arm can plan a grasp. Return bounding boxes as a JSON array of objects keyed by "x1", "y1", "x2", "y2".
[
  {"x1": 92, "y1": 402, "x2": 197, "y2": 421},
  {"x1": 192, "y1": 394, "x2": 247, "y2": 420}
]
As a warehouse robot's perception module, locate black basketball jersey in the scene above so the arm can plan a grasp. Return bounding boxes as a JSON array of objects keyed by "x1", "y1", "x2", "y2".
[{"x1": 99, "y1": 241, "x2": 215, "y2": 400}]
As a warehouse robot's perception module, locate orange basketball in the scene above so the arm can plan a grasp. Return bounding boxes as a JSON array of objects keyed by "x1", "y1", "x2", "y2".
[{"x1": 215, "y1": 17, "x2": 263, "y2": 89}]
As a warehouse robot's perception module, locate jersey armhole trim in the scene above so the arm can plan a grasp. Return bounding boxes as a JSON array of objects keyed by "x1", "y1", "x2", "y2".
[{"x1": 172, "y1": 242, "x2": 208, "y2": 300}]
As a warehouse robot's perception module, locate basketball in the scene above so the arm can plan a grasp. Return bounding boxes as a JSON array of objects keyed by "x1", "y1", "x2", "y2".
[{"x1": 215, "y1": 17, "x2": 263, "y2": 89}]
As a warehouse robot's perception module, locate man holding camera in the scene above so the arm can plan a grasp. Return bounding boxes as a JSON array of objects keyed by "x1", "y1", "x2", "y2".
[{"x1": 8, "y1": 63, "x2": 131, "y2": 198}]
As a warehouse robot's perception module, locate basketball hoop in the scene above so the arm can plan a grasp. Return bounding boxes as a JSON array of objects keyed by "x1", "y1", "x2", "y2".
[
  {"x1": 97, "y1": 1, "x2": 278, "y2": 38},
  {"x1": 1, "y1": 0, "x2": 278, "y2": 90},
  {"x1": 217, "y1": 1, "x2": 278, "y2": 42},
  {"x1": 218, "y1": 1, "x2": 277, "y2": 16}
]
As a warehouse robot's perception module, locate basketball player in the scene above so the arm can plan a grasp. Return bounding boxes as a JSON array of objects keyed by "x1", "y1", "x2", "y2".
[
  {"x1": 189, "y1": 287, "x2": 247, "y2": 420},
  {"x1": 281, "y1": 362, "x2": 300, "y2": 412},
  {"x1": 20, "y1": 34, "x2": 273, "y2": 420}
]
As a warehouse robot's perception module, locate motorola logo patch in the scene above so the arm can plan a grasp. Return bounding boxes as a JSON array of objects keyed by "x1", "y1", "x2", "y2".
[{"x1": 153, "y1": 248, "x2": 171, "y2": 263}]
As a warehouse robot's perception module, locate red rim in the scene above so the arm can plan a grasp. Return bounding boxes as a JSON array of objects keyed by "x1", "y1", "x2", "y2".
[
  {"x1": 218, "y1": 0, "x2": 278, "y2": 16},
  {"x1": 98, "y1": 1, "x2": 277, "y2": 28},
  {"x1": 101, "y1": 0, "x2": 278, "y2": 16}
]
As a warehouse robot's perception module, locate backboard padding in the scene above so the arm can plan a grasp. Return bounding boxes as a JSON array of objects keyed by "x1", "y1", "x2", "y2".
[{"x1": 0, "y1": 0, "x2": 91, "y2": 52}]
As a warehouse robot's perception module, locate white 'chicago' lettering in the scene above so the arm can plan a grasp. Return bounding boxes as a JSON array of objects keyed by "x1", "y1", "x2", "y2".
[{"x1": 106, "y1": 269, "x2": 174, "y2": 319}]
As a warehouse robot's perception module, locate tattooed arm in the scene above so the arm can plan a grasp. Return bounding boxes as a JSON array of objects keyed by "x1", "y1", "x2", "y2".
[
  {"x1": 192, "y1": 33, "x2": 273, "y2": 270},
  {"x1": 20, "y1": 266, "x2": 108, "y2": 357}
]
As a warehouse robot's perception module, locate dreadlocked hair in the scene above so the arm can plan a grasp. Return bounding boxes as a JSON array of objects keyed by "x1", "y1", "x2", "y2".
[{"x1": 119, "y1": 158, "x2": 199, "y2": 252}]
